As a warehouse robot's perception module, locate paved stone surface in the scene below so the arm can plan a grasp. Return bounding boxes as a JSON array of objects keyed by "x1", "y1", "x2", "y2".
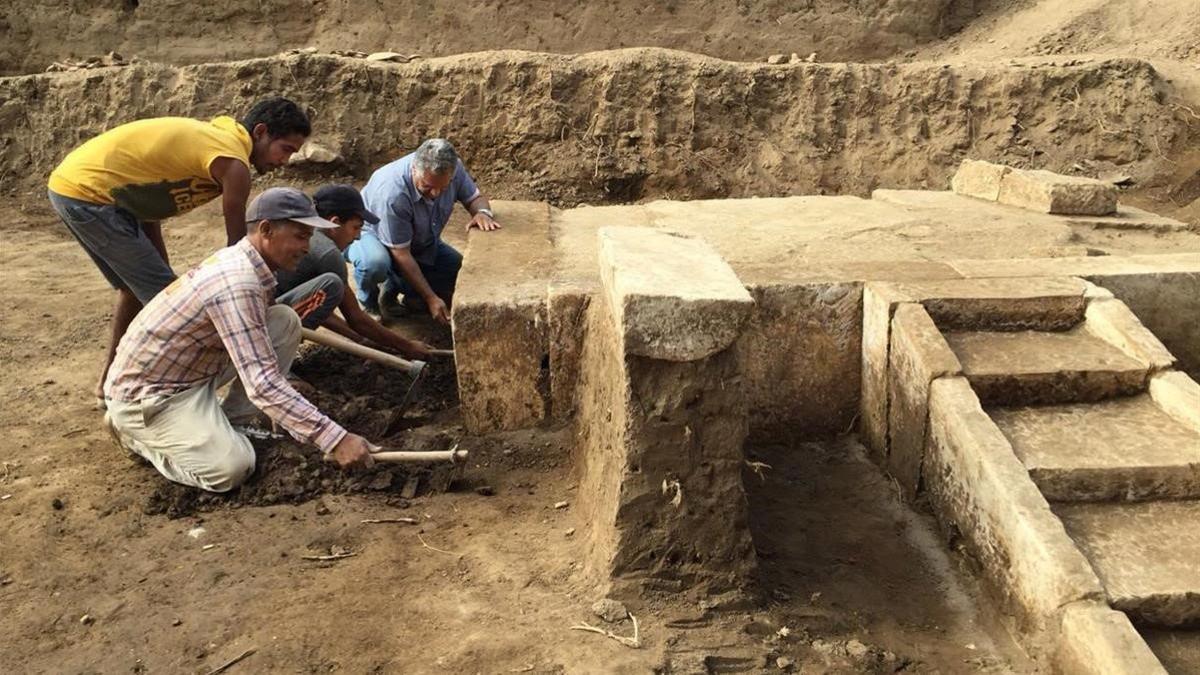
[
  {"x1": 998, "y1": 168, "x2": 1118, "y2": 216},
  {"x1": 950, "y1": 159, "x2": 1008, "y2": 201},
  {"x1": 598, "y1": 227, "x2": 752, "y2": 362},
  {"x1": 923, "y1": 376, "x2": 1104, "y2": 624},
  {"x1": 990, "y1": 395, "x2": 1200, "y2": 501},
  {"x1": 452, "y1": 201, "x2": 553, "y2": 432},
  {"x1": 1056, "y1": 500, "x2": 1200, "y2": 627},
  {"x1": 886, "y1": 303, "x2": 961, "y2": 497},
  {"x1": 945, "y1": 328, "x2": 1149, "y2": 405}
]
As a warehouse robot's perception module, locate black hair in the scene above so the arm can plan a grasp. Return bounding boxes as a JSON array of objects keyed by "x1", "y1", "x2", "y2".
[
  {"x1": 241, "y1": 97, "x2": 311, "y2": 138},
  {"x1": 313, "y1": 204, "x2": 357, "y2": 221}
]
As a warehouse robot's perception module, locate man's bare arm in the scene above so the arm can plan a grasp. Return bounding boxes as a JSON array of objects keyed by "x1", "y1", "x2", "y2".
[
  {"x1": 387, "y1": 246, "x2": 449, "y2": 323},
  {"x1": 210, "y1": 157, "x2": 252, "y2": 245}
]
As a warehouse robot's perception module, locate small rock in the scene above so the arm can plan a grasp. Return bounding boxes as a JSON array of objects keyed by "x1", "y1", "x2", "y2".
[
  {"x1": 592, "y1": 598, "x2": 628, "y2": 623},
  {"x1": 776, "y1": 656, "x2": 794, "y2": 671},
  {"x1": 767, "y1": 54, "x2": 788, "y2": 65},
  {"x1": 846, "y1": 639, "x2": 869, "y2": 659},
  {"x1": 186, "y1": 527, "x2": 206, "y2": 539},
  {"x1": 804, "y1": 52, "x2": 817, "y2": 63},
  {"x1": 51, "y1": 498, "x2": 64, "y2": 511},
  {"x1": 172, "y1": 618, "x2": 182, "y2": 627},
  {"x1": 289, "y1": 142, "x2": 342, "y2": 165},
  {"x1": 365, "y1": 51, "x2": 418, "y2": 63},
  {"x1": 80, "y1": 614, "x2": 94, "y2": 625},
  {"x1": 298, "y1": 46, "x2": 318, "y2": 54},
  {"x1": 810, "y1": 639, "x2": 835, "y2": 657},
  {"x1": 553, "y1": 500, "x2": 569, "y2": 509},
  {"x1": 474, "y1": 485, "x2": 495, "y2": 497},
  {"x1": 787, "y1": 52, "x2": 801, "y2": 63},
  {"x1": 564, "y1": 527, "x2": 576, "y2": 537},
  {"x1": 314, "y1": 501, "x2": 331, "y2": 516}
]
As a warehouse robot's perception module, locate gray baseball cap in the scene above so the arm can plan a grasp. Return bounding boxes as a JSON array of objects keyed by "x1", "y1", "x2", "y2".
[{"x1": 246, "y1": 187, "x2": 338, "y2": 229}]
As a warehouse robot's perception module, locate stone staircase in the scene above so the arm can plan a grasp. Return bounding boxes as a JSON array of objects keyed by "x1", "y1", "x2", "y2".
[{"x1": 863, "y1": 276, "x2": 1200, "y2": 673}]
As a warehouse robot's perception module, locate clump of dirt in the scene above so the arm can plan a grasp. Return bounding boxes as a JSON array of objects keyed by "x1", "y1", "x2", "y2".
[{"x1": 142, "y1": 339, "x2": 464, "y2": 519}]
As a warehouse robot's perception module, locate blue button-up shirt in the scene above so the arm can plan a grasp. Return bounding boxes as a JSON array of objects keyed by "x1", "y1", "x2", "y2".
[{"x1": 360, "y1": 153, "x2": 480, "y2": 266}]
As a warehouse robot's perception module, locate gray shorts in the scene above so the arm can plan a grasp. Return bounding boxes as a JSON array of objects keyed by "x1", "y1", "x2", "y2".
[{"x1": 48, "y1": 189, "x2": 176, "y2": 304}]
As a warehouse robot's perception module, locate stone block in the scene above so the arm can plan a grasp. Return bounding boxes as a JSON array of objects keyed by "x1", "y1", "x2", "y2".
[
  {"x1": 922, "y1": 376, "x2": 1104, "y2": 625},
  {"x1": 950, "y1": 159, "x2": 1009, "y2": 201},
  {"x1": 860, "y1": 283, "x2": 907, "y2": 460},
  {"x1": 1084, "y1": 297, "x2": 1176, "y2": 370},
  {"x1": 576, "y1": 227, "x2": 756, "y2": 594},
  {"x1": 737, "y1": 282, "x2": 862, "y2": 441},
  {"x1": 1149, "y1": 370, "x2": 1200, "y2": 433},
  {"x1": 998, "y1": 168, "x2": 1118, "y2": 215},
  {"x1": 990, "y1": 395, "x2": 1200, "y2": 502},
  {"x1": 1056, "y1": 603, "x2": 1168, "y2": 675},
  {"x1": 944, "y1": 328, "x2": 1149, "y2": 405},
  {"x1": 598, "y1": 227, "x2": 752, "y2": 362},
  {"x1": 1088, "y1": 271, "x2": 1200, "y2": 383},
  {"x1": 885, "y1": 303, "x2": 961, "y2": 498},
  {"x1": 452, "y1": 202, "x2": 553, "y2": 432},
  {"x1": 1056, "y1": 500, "x2": 1200, "y2": 627},
  {"x1": 547, "y1": 280, "x2": 593, "y2": 419}
]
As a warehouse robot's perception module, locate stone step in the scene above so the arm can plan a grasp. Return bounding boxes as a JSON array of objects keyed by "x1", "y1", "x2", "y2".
[
  {"x1": 944, "y1": 328, "x2": 1149, "y2": 405},
  {"x1": 990, "y1": 395, "x2": 1200, "y2": 502},
  {"x1": 1056, "y1": 501, "x2": 1200, "y2": 627}
]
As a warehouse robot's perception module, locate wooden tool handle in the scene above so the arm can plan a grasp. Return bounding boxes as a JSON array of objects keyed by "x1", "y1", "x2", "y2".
[
  {"x1": 427, "y1": 349, "x2": 455, "y2": 358},
  {"x1": 370, "y1": 448, "x2": 469, "y2": 464},
  {"x1": 301, "y1": 328, "x2": 425, "y2": 378}
]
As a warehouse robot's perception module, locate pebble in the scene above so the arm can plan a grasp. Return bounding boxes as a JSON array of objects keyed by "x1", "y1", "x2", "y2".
[
  {"x1": 79, "y1": 614, "x2": 94, "y2": 625},
  {"x1": 553, "y1": 500, "x2": 569, "y2": 509},
  {"x1": 776, "y1": 656, "x2": 794, "y2": 671},
  {"x1": 846, "y1": 639, "x2": 869, "y2": 659},
  {"x1": 591, "y1": 598, "x2": 628, "y2": 623},
  {"x1": 51, "y1": 498, "x2": 64, "y2": 510}
]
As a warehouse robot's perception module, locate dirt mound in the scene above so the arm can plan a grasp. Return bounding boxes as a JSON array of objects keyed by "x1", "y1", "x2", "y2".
[
  {"x1": 142, "y1": 342, "x2": 462, "y2": 518},
  {"x1": 3, "y1": 49, "x2": 1196, "y2": 221},
  {"x1": 0, "y1": 0, "x2": 1002, "y2": 76}
]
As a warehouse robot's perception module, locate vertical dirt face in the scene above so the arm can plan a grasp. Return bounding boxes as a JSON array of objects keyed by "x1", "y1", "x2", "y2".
[
  {"x1": 3, "y1": 51, "x2": 1193, "y2": 213},
  {"x1": 0, "y1": 0, "x2": 999, "y2": 76}
]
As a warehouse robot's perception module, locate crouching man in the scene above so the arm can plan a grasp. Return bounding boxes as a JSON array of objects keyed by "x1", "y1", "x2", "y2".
[
  {"x1": 274, "y1": 184, "x2": 432, "y2": 358},
  {"x1": 103, "y1": 188, "x2": 376, "y2": 492}
]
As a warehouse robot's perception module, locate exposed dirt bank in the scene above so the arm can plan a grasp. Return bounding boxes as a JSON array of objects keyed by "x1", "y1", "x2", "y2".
[{"x1": 2, "y1": 49, "x2": 1196, "y2": 222}]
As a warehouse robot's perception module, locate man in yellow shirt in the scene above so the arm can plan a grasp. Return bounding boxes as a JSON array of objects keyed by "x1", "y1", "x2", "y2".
[{"x1": 47, "y1": 97, "x2": 311, "y2": 405}]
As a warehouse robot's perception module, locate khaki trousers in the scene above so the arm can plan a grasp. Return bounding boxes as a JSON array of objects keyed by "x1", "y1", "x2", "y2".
[{"x1": 105, "y1": 305, "x2": 301, "y2": 492}]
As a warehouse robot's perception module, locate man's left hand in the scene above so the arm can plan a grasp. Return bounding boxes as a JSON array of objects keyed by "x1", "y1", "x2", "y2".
[{"x1": 467, "y1": 212, "x2": 502, "y2": 232}]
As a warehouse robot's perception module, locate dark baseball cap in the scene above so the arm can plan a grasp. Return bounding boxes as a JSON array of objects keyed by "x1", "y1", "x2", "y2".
[
  {"x1": 246, "y1": 187, "x2": 337, "y2": 229},
  {"x1": 313, "y1": 184, "x2": 380, "y2": 224}
]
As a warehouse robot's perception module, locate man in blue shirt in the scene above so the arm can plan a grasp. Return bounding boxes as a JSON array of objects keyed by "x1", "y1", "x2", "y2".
[{"x1": 349, "y1": 139, "x2": 500, "y2": 324}]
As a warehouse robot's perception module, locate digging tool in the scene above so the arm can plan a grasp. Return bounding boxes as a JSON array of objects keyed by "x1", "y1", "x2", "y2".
[
  {"x1": 427, "y1": 349, "x2": 455, "y2": 358},
  {"x1": 300, "y1": 327, "x2": 427, "y2": 408},
  {"x1": 323, "y1": 445, "x2": 468, "y2": 465}
]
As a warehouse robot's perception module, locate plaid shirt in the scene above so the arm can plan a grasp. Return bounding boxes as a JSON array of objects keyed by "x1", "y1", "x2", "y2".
[{"x1": 105, "y1": 239, "x2": 347, "y2": 452}]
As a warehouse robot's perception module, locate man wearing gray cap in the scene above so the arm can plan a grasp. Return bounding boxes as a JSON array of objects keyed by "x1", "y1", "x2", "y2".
[{"x1": 104, "y1": 187, "x2": 377, "y2": 493}]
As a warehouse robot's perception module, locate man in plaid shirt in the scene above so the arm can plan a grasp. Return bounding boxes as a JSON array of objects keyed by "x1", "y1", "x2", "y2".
[{"x1": 104, "y1": 188, "x2": 376, "y2": 492}]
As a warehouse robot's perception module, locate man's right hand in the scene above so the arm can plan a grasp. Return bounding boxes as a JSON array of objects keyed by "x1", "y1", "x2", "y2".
[
  {"x1": 329, "y1": 433, "x2": 377, "y2": 470},
  {"x1": 427, "y1": 296, "x2": 451, "y2": 325},
  {"x1": 399, "y1": 339, "x2": 435, "y2": 359}
]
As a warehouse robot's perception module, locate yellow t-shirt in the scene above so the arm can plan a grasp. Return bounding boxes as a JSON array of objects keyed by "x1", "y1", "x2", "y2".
[{"x1": 48, "y1": 116, "x2": 252, "y2": 222}]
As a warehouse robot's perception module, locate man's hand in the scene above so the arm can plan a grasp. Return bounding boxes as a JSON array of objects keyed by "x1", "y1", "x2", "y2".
[
  {"x1": 427, "y1": 296, "x2": 451, "y2": 324},
  {"x1": 466, "y1": 212, "x2": 502, "y2": 232},
  {"x1": 399, "y1": 339, "x2": 435, "y2": 359},
  {"x1": 328, "y1": 433, "x2": 377, "y2": 470}
]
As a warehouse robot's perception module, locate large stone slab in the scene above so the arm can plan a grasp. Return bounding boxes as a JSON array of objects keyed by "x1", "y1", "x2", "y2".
[
  {"x1": 1084, "y1": 297, "x2": 1175, "y2": 370},
  {"x1": 990, "y1": 395, "x2": 1200, "y2": 502},
  {"x1": 1150, "y1": 370, "x2": 1200, "y2": 433},
  {"x1": 1056, "y1": 603, "x2": 1169, "y2": 675},
  {"x1": 576, "y1": 227, "x2": 756, "y2": 594},
  {"x1": 998, "y1": 167, "x2": 1118, "y2": 216},
  {"x1": 922, "y1": 376, "x2": 1105, "y2": 625},
  {"x1": 885, "y1": 303, "x2": 961, "y2": 497},
  {"x1": 599, "y1": 227, "x2": 753, "y2": 362},
  {"x1": 944, "y1": 328, "x2": 1150, "y2": 405},
  {"x1": 452, "y1": 201, "x2": 553, "y2": 432},
  {"x1": 1056, "y1": 500, "x2": 1200, "y2": 627},
  {"x1": 950, "y1": 159, "x2": 1009, "y2": 202}
]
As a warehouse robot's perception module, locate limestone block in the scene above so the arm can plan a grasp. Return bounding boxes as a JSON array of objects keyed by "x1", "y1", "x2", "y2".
[
  {"x1": 452, "y1": 202, "x2": 553, "y2": 433},
  {"x1": 1056, "y1": 603, "x2": 1168, "y2": 675},
  {"x1": 998, "y1": 168, "x2": 1118, "y2": 216},
  {"x1": 944, "y1": 328, "x2": 1149, "y2": 405},
  {"x1": 1088, "y1": 271, "x2": 1200, "y2": 383},
  {"x1": 576, "y1": 228, "x2": 756, "y2": 594},
  {"x1": 737, "y1": 282, "x2": 861, "y2": 441},
  {"x1": 886, "y1": 303, "x2": 961, "y2": 498},
  {"x1": 1084, "y1": 297, "x2": 1175, "y2": 370},
  {"x1": 860, "y1": 283, "x2": 906, "y2": 460},
  {"x1": 922, "y1": 376, "x2": 1104, "y2": 625},
  {"x1": 990, "y1": 395, "x2": 1200, "y2": 502},
  {"x1": 950, "y1": 159, "x2": 1009, "y2": 201},
  {"x1": 1056, "y1": 501, "x2": 1200, "y2": 626},
  {"x1": 897, "y1": 277, "x2": 1087, "y2": 331},
  {"x1": 1149, "y1": 370, "x2": 1200, "y2": 433},
  {"x1": 598, "y1": 227, "x2": 752, "y2": 362}
]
